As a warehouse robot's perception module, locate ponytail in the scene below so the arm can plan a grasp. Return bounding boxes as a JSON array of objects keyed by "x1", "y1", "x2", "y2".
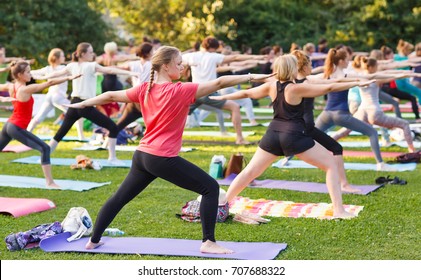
[
  {"x1": 324, "y1": 48, "x2": 347, "y2": 78},
  {"x1": 144, "y1": 68, "x2": 155, "y2": 105},
  {"x1": 352, "y1": 55, "x2": 363, "y2": 69}
]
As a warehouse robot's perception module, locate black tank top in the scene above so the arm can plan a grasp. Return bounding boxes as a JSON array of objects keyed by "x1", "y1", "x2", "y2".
[
  {"x1": 268, "y1": 81, "x2": 305, "y2": 132},
  {"x1": 295, "y1": 78, "x2": 315, "y2": 130}
]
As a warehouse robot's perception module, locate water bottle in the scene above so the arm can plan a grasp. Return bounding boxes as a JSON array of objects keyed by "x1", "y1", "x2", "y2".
[{"x1": 104, "y1": 228, "x2": 125, "y2": 236}]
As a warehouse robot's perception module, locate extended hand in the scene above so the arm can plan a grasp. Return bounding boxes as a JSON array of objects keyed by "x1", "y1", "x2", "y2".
[
  {"x1": 0, "y1": 96, "x2": 16, "y2": 102},
  {"x1": 250, "y1": 73, "x2": 276, "y2": 82},
  {"x1": 63, "y1": 102, "x2": 85, "y2": 109},
  {"x1": 209, "y1": 95, "x2": 225, "y2": 100},
  {"x1": 359, "y1": 79, "x2": 376, "y2": 87},
  {"x1": 70, "y1": 74, "x2": 82, "y2": 80}
]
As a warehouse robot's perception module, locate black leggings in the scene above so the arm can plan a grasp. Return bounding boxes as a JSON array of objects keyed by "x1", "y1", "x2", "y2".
[
  {"x1": 53, "y1": 97, "x2": 119, "y2": 142},
  {"x1": 306, "y1": 126, "x2": 343, "y2": 155},
  {"x1": 0, "y1": 122, "x2": 51, "y2": 164},
  {"x1": 90, "y1": 150, "x2": 220, "y2": 243},
  {"x1": 382, "y1": 84, "x2": 420, "y2": 119},
  {"x1": 116, "y1": 103, "x2": 142, "y2": 132}
]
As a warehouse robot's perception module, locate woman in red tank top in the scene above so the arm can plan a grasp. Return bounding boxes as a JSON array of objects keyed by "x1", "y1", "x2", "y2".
[{"x1": 0, "y1": 61, "x2": 80, "y2": 188}]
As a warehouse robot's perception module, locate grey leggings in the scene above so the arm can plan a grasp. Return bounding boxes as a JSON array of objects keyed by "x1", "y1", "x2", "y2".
[
  {"x1": 335, "y1": 108, "x2": 413, "y2": 147},
  {"x1": 315, "y1": 110, "x2": 383, "y2": 163},
  {"x1": 0, "y1": 122, "x2": 50, "y2": 164}
]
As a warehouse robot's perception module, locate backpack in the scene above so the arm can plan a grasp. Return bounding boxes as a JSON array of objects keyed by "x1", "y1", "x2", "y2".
[
  {"x1": 395, "y1": 151, "x2": 421, "y2": 163},
  {"x1": 178, "y1": 199, "x2": 229, "y2": 223},
  {"x1": 5, "y1": 221, "x2": 63, "y2": 251},
  {"x1": 61, "y1": 207, "x2": 93, "y2": 242}
]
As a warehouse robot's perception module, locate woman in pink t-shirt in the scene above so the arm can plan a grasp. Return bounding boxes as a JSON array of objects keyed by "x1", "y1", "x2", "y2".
[
  {"x1": 0, "y1": 61, "x2": 80, "y2": 188},
  {"x1": 67, "y1": 46, "x2": 272, "y2": 254}
]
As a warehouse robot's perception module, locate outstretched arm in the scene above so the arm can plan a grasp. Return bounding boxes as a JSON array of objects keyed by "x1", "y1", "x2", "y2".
[
  {"x1": 290, "y1": 80, "x2": 375, "y2": 99},
  {"x1": 17, "y1": 74, "x2": 81, "y2": 101},
  {"x1": 95, "y1": 63, "x2": 138, "y2": 77},
  {"x1": 209, "y1": 82, "x2": 273, "y2": 101},
  {"x1": 0, "y1": 96, "x2": 16, "y2": 102},
  {"x1": 65, "y1": 90, "x2": 131, "y2": 108},
  {"x1": 195, "y1": 73, "x2": 274, "y2": 99}
]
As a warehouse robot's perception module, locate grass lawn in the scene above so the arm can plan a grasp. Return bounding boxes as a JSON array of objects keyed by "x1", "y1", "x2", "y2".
[{"x1": 0, "y1": 97, "x2": 420, "y2": 261}]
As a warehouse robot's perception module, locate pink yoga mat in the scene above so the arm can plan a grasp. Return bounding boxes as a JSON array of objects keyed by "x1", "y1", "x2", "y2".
[
  {"x1": 2, "y1": 144, "x2": 32, "y2": 153},
  {"x1": 0, "y1": 197, "x2": 56, "y2": 217},
  {"x1": 343, "y1": 150, "x2": 402, "y2": 158},
  {"x1": 40, "y1": 232, "x2": 287, "y2": 260}
]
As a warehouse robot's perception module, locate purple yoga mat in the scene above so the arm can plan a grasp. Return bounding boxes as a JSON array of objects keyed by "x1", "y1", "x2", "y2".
[
  {"x1": 218, "y1": 174, "x2": 383, "y2": 195},
  {"x1": 40, "y1": 232, "x2": 287, "y2": 260}
]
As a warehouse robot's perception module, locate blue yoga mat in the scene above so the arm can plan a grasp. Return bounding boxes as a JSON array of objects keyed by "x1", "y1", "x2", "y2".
[
  {"x1": 0, "y1": 174, "x2": 110, "y2": 191},
  {"x1": 40, "y1": 232, "x2": 287, "y2": 260},
  {"x1": 12, "y1": 156, "x2": 131, "y2": 168},
  {"x1": 272, "y1": 159, "x2": 416, "y2": 172},
  {"x1": 37, "y1": 135, "x2": 89, "y2": 142}
]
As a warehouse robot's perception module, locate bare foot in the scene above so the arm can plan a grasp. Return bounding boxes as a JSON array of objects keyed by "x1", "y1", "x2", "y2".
[
  {"x1": 46, "y1": 182, "x2": 61, "y2": 189},
  {"x1": 235, "y1": 139, "x2": 251, "y2": 145},
  {"x1": 85, "y1": 239, "x2": 104, "y2": 249},
  {"x1": 221, "y1": 131, "x2": 230, "y2": 136},
  {"x1": 333, "y1": 210, "x2": 356, "y2": 220},
  {"x1": 341, "y1": 185, "x2": 361, "y2": 193},
  {"x1": 249, "y1": 120, "x2": 259, "y2": 126},
  {"x1": 200, "y1": 240, "x2": 234, "y2": 254}
]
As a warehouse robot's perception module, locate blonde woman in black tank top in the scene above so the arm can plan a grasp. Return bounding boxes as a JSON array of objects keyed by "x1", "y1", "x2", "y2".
[{"x1": 211, "y1": 54, "x2": 374, "y2": 219}]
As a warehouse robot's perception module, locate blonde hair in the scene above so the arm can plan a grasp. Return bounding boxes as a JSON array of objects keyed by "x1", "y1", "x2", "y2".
[
  {"x1": 48, "y1": 48, "x2": 63, "y2": 65},
  {"x1": 273, "y1": 54, "x2": 298, "y2": 81},
  {"x1": 360, "y1": 56, "x2": 377, "y2": 70},
  {"x1": 104, "y1": 41, "x2": 118, "y2": 54},
  {"x1": 291, "y1": 50, "x2": 310, "y2": 73},
  {"x1": 144, "y1": 46, "x2": 180, "y2": 104},
  {"x1": 369, "y1": 49, "x2": 384, "y2": 60},
  {"x1": 396, "y1": 39, "x2": 414, "y2": 55}
]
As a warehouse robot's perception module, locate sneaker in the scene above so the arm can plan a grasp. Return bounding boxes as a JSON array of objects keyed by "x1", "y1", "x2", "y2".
[
  {"x1": 280, "y1": 155, "x2": 293, "y2": 166},
  {"x1": 376, "y1": 162, "x2": 398, "y2": 172},
  {"x1": 107, "y1": 158, "x2": 126, "y2": 166},
  {"x1": 380, "y1": 139, "x2": 393, "y2": 148}
]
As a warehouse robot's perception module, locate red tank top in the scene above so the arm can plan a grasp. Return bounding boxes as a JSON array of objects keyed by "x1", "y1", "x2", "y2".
[{"x1": 8, "y1": 84, "x2": 34, "y2": 129}]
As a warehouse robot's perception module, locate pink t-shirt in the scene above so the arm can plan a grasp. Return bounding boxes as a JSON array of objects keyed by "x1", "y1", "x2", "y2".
[{"x1": 126, "y1": 81, "x2": 198, "y2": 157}]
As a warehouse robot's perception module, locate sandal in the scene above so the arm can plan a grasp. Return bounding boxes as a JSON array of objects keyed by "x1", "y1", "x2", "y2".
[{"x1": 375, "y1": 175, "x2": 407, "y2": 185}]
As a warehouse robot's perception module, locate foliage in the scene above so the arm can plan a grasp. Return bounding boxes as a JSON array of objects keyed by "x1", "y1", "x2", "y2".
[
  {"x1": 0, "y1": 0, "x2": 115, "y2": 65},
  {"x1": 90, "y1": 0, "x2": 236, "y2": 50}
]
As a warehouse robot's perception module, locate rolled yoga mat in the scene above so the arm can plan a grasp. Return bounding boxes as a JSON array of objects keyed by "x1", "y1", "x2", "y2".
[
  {"x1": 0, "y1": 197, "x2": 56, "y2": 217},
  {"x1": 40, "y1": 232, "x2": 287, "y2": 260}
]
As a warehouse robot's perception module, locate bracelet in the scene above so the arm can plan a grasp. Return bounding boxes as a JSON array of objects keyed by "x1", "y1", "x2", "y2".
[{"x1": 248, "y1": 73, "x2": 252, "y2": 83}]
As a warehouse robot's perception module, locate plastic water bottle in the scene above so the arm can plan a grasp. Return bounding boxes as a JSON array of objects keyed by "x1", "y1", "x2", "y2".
[{"x1": 104, "y1": 228, "x2": 125, "y2": 236}]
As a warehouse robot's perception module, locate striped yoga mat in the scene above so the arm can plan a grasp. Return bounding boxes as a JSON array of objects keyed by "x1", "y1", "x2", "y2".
[{"x1": 229, "y1": 196, "x2": 364, "y2": 220}]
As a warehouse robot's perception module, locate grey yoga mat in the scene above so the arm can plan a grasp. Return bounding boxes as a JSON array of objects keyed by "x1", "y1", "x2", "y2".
[{"x1": 40, "y1": 232, "x2": 287, "y2": 260}]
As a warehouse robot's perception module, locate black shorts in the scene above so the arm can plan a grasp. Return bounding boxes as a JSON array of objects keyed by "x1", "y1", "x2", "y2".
[{"x1": 258, "y1": 128, "x2": 315, "y2": 157}]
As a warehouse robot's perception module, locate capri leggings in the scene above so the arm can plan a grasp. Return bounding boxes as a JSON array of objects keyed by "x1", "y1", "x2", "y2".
[
  {"x1": 53, "y1": 97, "x2": 119, "y2": 142},
  {"x1": 90, "y1": 150, "x2": 220, "y2": 243},
  {"x1": 315, "y1": 110, "x2": 383, "y2": 163},
  {"x1": 0, "y1": 122, "x2": 50, "y2": 164},
  {"x1": 116, "y1": 103, "x2": 142, "y2": 132}
]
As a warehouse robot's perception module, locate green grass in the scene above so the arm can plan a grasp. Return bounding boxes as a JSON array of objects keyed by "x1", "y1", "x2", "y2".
[{"x1": 0, "y1": 100, "x2": 420, "y2": 260}]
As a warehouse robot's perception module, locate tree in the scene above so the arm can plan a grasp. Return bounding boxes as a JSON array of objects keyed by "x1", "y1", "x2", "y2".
[
  {"x1": 0, "y1": 0, "x2": 115, "y2": 64},
  {"x1": 89, "y1": 0, "x2": 236, "y2": 50}
]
